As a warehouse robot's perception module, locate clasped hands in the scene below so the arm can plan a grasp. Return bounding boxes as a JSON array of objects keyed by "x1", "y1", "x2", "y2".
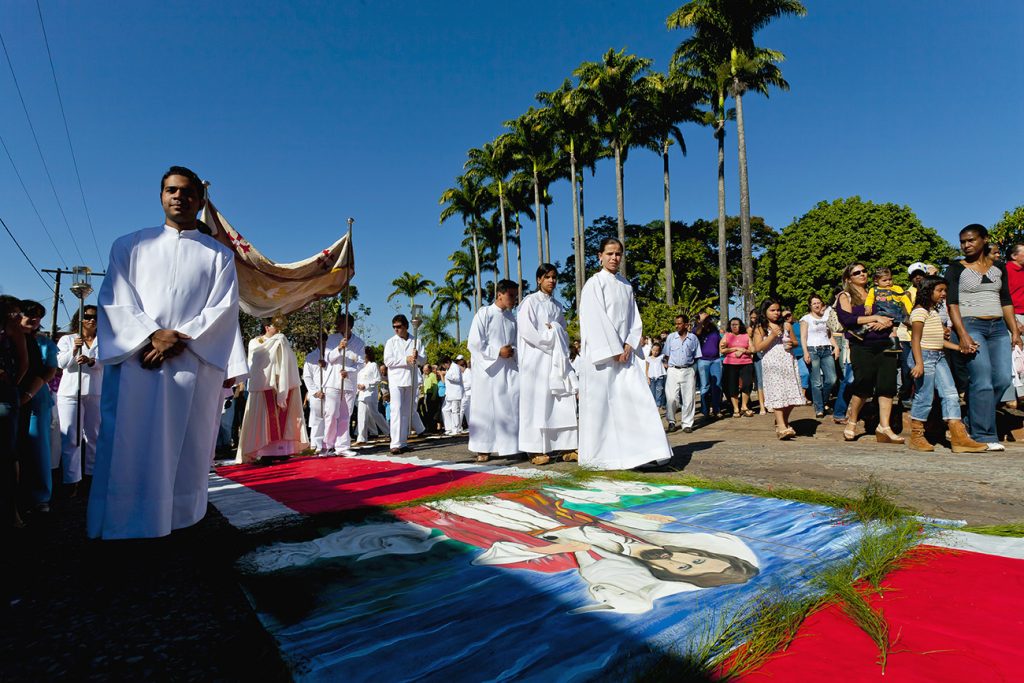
[{"x1": 140, "y1": 329, "x2": 190, "y2": 369}]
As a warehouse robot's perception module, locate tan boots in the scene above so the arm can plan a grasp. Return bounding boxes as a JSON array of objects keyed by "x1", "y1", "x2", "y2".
[
  {"x1": 907, "y1": 420, "x2": 933, "y2": 452},
  {"x1": 947, "y1": 420, "x2": 987, "y2": 453},
  {"x1": 908, "y1": 419, "x2": 988, "y2": 453}
]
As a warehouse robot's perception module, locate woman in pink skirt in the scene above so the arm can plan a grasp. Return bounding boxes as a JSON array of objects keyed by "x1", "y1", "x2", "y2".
[{"x1": 752, "y1": 299, "x2": 806, "y2": 439}]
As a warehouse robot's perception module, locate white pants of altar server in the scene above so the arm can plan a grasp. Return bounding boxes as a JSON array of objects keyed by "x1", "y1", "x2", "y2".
[
  {"x1": 324, "y1": 389, "x2": 356, "y2": 453},
  {"x1": 56, "y1": 395, "x2": 101, "y2": 484},
  {"x1": 442, "y1": 398, "x2": 463, "y2": 435},
  {"x1": 461, "y1": 396, "x2": 470, "y2": 429},
  {"x1": 357, "y1": 397, "x2": 389, "y2": 443},
  {"x1": 390, "y1": 386, "x2": 414, "y2": 449},
  {"x1": 665, "y1": 365, "x2": 696, "y2": 429},
  {"x1": 307, "y1": 395, "x2": 326, "y2": 450}
]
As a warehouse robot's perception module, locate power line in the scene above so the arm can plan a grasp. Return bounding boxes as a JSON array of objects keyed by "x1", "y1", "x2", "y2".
[
  {"x1": 0, "y1": 27, "x2": 86, "y2": 264},
  {"x1": 0, "y1": 132, "x2": 69, "y2": 267},
  {"x1": 34, "y1": 0, "x2": 105, "y2": 268},
  {"x1": 0, "y1": 213, "x2": 56, "y2": 290}
]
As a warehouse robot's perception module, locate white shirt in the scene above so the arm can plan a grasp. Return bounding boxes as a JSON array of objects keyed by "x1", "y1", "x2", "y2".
[
  {"x1": 56, "y1": 334, "x2": 103, "y2": 396},
  {"x1": 383, "y1": 334, "x2": 425, "y2": 388},
  {"x1": 799, "y1": 313, "x2": 831, "y2": 347},
  {"x1": 646, "y1": 354, "x2": 666, "y2": 379}
]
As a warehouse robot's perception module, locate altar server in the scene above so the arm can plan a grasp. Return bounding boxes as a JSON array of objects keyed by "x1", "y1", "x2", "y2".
[
  {"x1": 577, "y1": 238, "x2": 671, "y2": 470},
  {"x1": 384, "y1": 314, "x2": 425, "y2": 454},
  {"x1": 517, "y1": 264, "x2": 578, "y2": 464},
  {"x1": 88, "y1": 166, "x2": 247, "y2": 539},
  {"x1": 443, "y1": 355, "x2": 467, "y2": 435},
  {"x1": 467, "y1": 279, "x2": 520, "y2": 462},
  {"x1": 325, "y1": 312, "x2": 365, "y2": 455},
  {"x1": 355, "y1": 346, "x2": 389, "y2": 444},
  {"x1": 302, "y1": 341, "x2": 333, "y2": 452}
]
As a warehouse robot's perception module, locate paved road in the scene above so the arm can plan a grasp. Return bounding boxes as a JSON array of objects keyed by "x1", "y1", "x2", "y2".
[{"x1": 399, "y1": 404, "x2": 1024, "y2": 526}]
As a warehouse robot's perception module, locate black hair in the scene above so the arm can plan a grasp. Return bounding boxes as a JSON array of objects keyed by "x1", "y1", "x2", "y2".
[
  {"x1": 807, "y1": 294, "x2": 824, "y2": 309},
  {"x1": 913, "y1": 276, "x2": 947, "y2": 311},
  {"x1": 365, "y1": 346, "x2": 377, "y2": 362},
  {"x1": 19, "y1": 299, "x2": 45, "y2": 318},
  {"x1": 635, "y1": 546, "x2": 759, "y2": 587},
  {"x1": 0, "y1": 295, "x2": 20, "y2": 322},
  {"x1": 69, "y1": 304, "x2": 98, "y2": 332},
  {"x1": 496, "y1": 279, "x2": 519, "y2": 295},
  {"x1": 536, "y1": 263, "x2": 558, "y2": 281},
  {"x1": 728, "y1": 317, "x2": 746, "y2": 334},
  {"x1": 674, "y1": 313, "x2": 689, "y2": 324},
  {"x1": 960, "y1": 223, "x2": 988, "y2": 239},
  {"x1": 392, "y1": 314, "x2": 409, "y2": 327},
  {"x1": 160, "y1": 165, "x2": 203, "y2": 196},
  {"x1": 598, "y1": 237, "x2": 623, "y2": 253},
  {"x1": 755, "y1": 298, "x2": 781, "y2": 334},
  {"x1": 335, "y1": 311, "x2": 355, "y2": 325}
]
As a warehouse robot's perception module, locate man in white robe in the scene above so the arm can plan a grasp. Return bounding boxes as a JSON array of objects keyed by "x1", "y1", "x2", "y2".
[
  {"x1": 578, "y1": 238, "x2": 672, "y2": 470},
  {"x1": 517, "y1": 265, "x2": 578, "y2": 464},
  {"x1": 355, "y1": 347, "x2": 389, "y2": 444},
  {"x1": 442, "y1": 355, "x2": 466, "y2": 436},
  {"x1": 236, "y1": 318, "x2": 308, "y2": 463},
  {"x1": 324, "y1": 312, "x2": 365, "y2": 456},
  {"x1": 302, "y1": 343, "x2": 333, "y2": 452},
  {"x1": 467, "y1": 279, "x2": 520, "y2": 462},
  {"x1": 88, "y1": 166, "x2": 247, "y2": 540},
  {"x1": 383, "y1": 314, "x2": 425, "y2": 454}
]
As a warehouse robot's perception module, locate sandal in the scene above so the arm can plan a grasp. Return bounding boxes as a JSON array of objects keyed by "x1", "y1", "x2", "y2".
[
  {"x1": 475, "y1": 454, "x2": 490, "y2": 463},
  {"x1": 843, "y1": 426, "x2": 857, "y2": 442},
  {"x1": 562, "y1": 451, "x2": 579, "y2": 462},
  {"x1": 875, "y1": 427, "x2": 905, "y2": 445},
  {"x1": 530, "y1": 454, "x2": 551, "y2": 465},
  {"x1": 742, "y1": 409, "x2": 754, "y2": 417},
  {"x1": 732, "y1": 412, "x2": 742, "y2": 418},
  {"x1": 776, "y1": 427, "x2": 796, "y2": 440}
]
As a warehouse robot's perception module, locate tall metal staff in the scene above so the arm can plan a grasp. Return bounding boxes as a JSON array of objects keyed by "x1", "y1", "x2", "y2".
[
  {"x1": 69, "y1": 266, "x2": 93, "y2": 447},
  {"x1": 338, "y1": 218, "x2": 355, "y2": 395},
  {"x1": 409, "y1": 302, "x2": 424, "y2": 440}
]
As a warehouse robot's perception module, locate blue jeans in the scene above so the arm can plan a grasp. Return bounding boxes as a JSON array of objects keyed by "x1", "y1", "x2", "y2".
[
  {"x1": 649, "y1": 376, "x2": 666, "y2": 408},
  {"x1": 910, "y1": 350, "x2": 960, "y2": 422},
  {"x1": 806, "y1": 346, "x2": 837, "y2": 413},
  {"x1": 753, "y1": 357, "x2": 763, "y2": 389},
  {"x1": 833, "y1": 362, "x2": 854, "y2": 419},
  {"x1": 961, "y1": 317, "x2": 1013, "y2": 443},
  {"x1": 696, "y1": 358, "x2": 722, "y2": 415}
]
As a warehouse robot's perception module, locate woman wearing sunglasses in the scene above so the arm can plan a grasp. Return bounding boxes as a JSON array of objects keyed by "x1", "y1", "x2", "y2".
[
  {"x1": 56, "y1": 305, "x2": 103, "y2": 493},
  {"x1": 835, "y1": 263, "x2": 904, "y2": 443}
]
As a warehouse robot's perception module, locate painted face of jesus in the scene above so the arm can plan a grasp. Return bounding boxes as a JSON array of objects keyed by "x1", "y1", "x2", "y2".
[{"x1": 641, "y1": 548, "x2": 730, "y2": 578}]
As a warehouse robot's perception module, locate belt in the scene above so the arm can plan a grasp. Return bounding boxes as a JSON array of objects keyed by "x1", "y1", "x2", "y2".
[{"x1": 670, "y1": 364, "x2": 694, "y2": 369}]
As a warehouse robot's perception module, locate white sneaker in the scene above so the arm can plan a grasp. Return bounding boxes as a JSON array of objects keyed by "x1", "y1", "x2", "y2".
[
  {"x1": 985, "y1": 442, "x2": 1006, "y2": 452},
  {"x1": 336, "y1": 449, "x2": 357, "y2": 457}
]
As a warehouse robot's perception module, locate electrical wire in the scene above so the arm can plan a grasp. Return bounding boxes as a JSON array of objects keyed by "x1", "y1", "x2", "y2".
[
  {"x1": 0, "y1": 213, "x2": 56, "y2": 290},
  {"x1": 0, "y1": 28, "x2": 86, "y2": 264},
  {"x1": 34, "y1": 0, "x2": 105, "y2": 268},
  {"x1": 0, "y1": 132, "x2": 69, "y2": 267}
]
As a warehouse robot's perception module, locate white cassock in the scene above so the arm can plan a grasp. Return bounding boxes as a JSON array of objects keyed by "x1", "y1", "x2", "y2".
[
  {"x1": 578, "y1": 269, "x2": 671, "y2": 469},
  {"x1": 442, "y1": 363, "x2": 465, "y2": 435},
  {"x1": 467, "y1": 304, "x2": 520, "y2": 456},
  {"x1": 236, "y1": 333, "x2": 308, "y2": 463},
  {"x1": 355, "y1": 362, "x2": 389, "y2": 442},
  {"x1": 516, "y1": 291, "x2": 578, "y2": 454},
  {"x1": 324, "y1": 333, "x2": 365, "y2": 453},
  {"x1": 88, "y1": 225, "x2": 247, "y2": 540},
  {"x1": 302, "y1": 349, "x2": 335, "y2": 451},
  {"x1": 383, "y1": 334, "x2": 425, "y2": 449},
  {"x1": 55, "y1": 334, "x2": 103, "y2": 484},
  {"x1": 462, "y1": 365, "x2": 472, "y2": 425}
]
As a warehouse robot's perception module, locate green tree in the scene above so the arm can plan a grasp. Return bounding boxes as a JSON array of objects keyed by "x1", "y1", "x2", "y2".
[
  {"x1": 502, "y1": 110, "x2": 557, "y2": 268},
  {"x1": 755, "y1": 197, "x2": 958, "y2": 310},
  {"x1": 573, "y1": 48, "x2": 653, "y2": 275},
  {"x1": 419, "y1": 306, "x2": 455, "y2": 348},
  {"x1": 465, "y1": 141, "x2": 514, "y2": 279},
  {"x1": 669, "y1": 0, "x2": 806, "y2": 313},
  {"x1": 990, "y1": 205, "x2": 1024, "y2": 250},
  {"x1": 440, "y1": 174, "x2": 493, "y2": 310},
  {"x1": 425, "y1": 338, "x2": 471, "y2": 366},
  {"x1": 434, "y1": 278, "x2": 473, "y2": 342},
  {"x1": 387, "y1": 272, "x2": 435, "y2": 312}
]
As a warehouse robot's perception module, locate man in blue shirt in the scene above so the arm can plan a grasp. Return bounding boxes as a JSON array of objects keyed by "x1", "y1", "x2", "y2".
[{"x1": 664, "y1": 314, "x2": 700, "y2": 432}]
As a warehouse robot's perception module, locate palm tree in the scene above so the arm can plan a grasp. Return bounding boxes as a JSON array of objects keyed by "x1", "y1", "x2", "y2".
[
  {"x1": 420, "y1": 306, "x2": 455, "y2": 348},
  {"x1": 636, "y1": 70, "x2": 703, "y2": 305},
  {"x1": 465, "y1": 141, "x2": 513, "y2": 279},
  {"x1": 503, "y1": 109, "x2": 557, "y2": 272},
  {"x1": 440, "y1": 173, "x2": 493, "y2": 311},
  {"x1": 573, "y1": 48, "x2": 652, "y2": 275},
  {"x1": 387, "y1": 272, "x2": 435, "y2": 313},
  {"x1": 668, "y1": 0, "x2": 806, "y2": 313},
  {"x1": 434, "y1": 277, "x2": 473, "y2": 342}
]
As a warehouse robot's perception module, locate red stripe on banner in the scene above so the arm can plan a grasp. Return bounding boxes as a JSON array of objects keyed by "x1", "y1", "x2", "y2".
[
  {"x1": 216, "y1": 456, "x2": 520, "y2": 514},
  {"x1": 733, "y1": 546, "x2": 1024, "y2": 682}
]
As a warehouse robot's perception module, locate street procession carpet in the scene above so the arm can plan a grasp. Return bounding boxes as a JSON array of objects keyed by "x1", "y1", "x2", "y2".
[{"x1": 209, "y1": 452, "x2": 1024, "y2": 682}]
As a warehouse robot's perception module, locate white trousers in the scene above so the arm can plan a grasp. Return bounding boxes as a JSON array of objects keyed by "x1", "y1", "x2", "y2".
[
  {"x1": 390, "y1": 385, "x2": 413, "y2": 449},
  {"x1": 442, "y1": 398, "x2": 463, "y2": 435},
  {"x1": 357, "y1": 397, "x2": 389, "y2": 442},
  {"x1": 307, "y1": 395, "x2": 326, "y2": 450},
  {"x1": 461, "y1": 396, "x2": 471, "y2": 428},
  {"x1": 665, "y1": 366, "x2": 696, "y2": 428},
  {"x1": 324, "y1": 389, "x2": 356, "y2": 453},
  {"x1": 57, "y1": 395, "x2": 101, "y2": 483}
]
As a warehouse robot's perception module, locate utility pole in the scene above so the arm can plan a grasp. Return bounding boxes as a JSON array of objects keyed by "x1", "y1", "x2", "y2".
[{"x1": 42, "y1": 267, "x2": 105, "y2": 336}]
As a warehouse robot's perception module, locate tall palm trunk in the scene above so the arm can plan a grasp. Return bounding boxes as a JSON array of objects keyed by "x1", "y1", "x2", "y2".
[
  {"x1": 613, "y1": 140, "x2": 626, "y2": 276},
  {"x1": 533, "y1": 163, "x2": 543, "y2": 271},
  {"x1": 498, "y1": 182, "x2": 510, "y2": 280},
  {"x1": 716, "y1": 117, "x2": 729, "y2": 324},
  {"x1": 570, "y1": 140, "x2": 582, "y2": 308},
  {"x1": 578, "y1": 174, "x2": 587, "y2": 290},
  {"x1": 662, "y1": 138, "x2": 674, "y2": 305},
  {"x1": 454, "y1": 309, "x2": 461, "y2": 343},
  {"x1": 514, "y1": 215, "x2": 523, "y2": 290},
  {"x1": 543, "y1": 194, "x2": 551, "y2": 264},
  {"x1": 735, "y1": 87, "x2": 754, "y2": 315},
  {"x1": 470, "y1": 228, "x2": 482, "y2": 312}
]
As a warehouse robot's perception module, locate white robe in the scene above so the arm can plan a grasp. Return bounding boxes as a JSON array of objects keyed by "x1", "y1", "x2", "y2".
[
  {"x1": 236, "y1": 333, "x2": 308, "y2": 462},
  {"x1": 467, "y1": 304, "x2": 520, "y2": 456},
  {"x1": 516, "y1": 292, "x2": 578, "y2": 453},
  {"x1": 302, "y1": 350, "x2": 333, "y2": 449},
  {"x1": 578, "y1": 269, "x2": 671, "y2": 469},
  {"x1": 88, "y1": 225, "x2": 247, "y2": 540}
]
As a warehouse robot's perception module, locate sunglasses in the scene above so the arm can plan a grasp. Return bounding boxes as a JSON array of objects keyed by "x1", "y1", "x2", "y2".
[
  {"x1": 83, "y1": 314, "x2": 97, "y2": 321},
  {"x1": 393, "y1": 324, "x2": 406, "y2": 329},
  {"x1": 849, "y1": 269, "x2": 866, "y2": 276}
]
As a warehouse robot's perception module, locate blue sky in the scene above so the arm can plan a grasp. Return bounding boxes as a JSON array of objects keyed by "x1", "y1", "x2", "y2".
[{"x1": 1, "y1": 1, "x2": 1021, "y2": 344}]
